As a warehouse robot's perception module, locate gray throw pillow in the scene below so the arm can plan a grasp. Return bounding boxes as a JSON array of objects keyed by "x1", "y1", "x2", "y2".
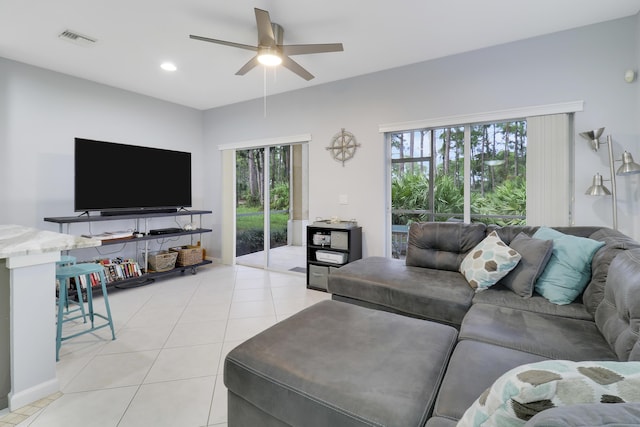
[{"x1": 499, "y1": 232, "x2": 553, "y2": 298}]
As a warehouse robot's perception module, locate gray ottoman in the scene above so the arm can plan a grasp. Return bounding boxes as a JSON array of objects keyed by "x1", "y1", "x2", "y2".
[{"x1": 224, "y1": 300, "x2": 458, "y2": 427}]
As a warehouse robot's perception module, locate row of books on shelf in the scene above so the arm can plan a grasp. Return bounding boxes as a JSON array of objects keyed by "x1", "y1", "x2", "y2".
[
  {"x1": 71, "y1": 258, "x2": 143, "y2": 288},
  {"x1": 99, "y1": 258, "x2": 143, "y2": 283}
]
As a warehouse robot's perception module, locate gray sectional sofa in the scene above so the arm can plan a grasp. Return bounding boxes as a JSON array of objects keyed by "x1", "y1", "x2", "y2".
[{"x1": 224, "y1": 222, "x2": 640, "y2": 426}]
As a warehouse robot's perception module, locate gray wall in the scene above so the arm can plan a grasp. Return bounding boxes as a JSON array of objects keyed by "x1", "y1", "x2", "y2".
[
  {"x1": 0, "y1": 57, "x2": 207, "y2": 257},
  {"x1": 0, "y1": 15, "x2": 638, "y2": 261},
  {"x1": 204, "y1": 15, "x2": 640, "y2": 258}
]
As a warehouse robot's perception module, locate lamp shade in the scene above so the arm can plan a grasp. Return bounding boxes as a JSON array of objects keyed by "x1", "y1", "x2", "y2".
[
  {"x1": 579, "y1": 127, "x2": 605, "y2": 151},
  {"x1": 585, "y1": 172, "x2": 611, "y2": 196},
  {"x1": 616, "y1": 151, "x2": 640, "y2": 175}
]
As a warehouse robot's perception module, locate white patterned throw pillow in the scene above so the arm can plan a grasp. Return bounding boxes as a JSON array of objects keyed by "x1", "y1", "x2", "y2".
[
  {"x1": 457, "y1": 360, "x2": 640, "y2": 427},
  {"x1": 460, "y1": 231, "x2": 521, "y2": 292}
]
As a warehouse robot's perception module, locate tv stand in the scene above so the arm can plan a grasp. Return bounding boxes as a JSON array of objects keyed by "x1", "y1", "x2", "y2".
[
  {"x1": 100, "y1": 208, "x2": 178, "y2": 217},
  {"x1": 44, "y1": 210, "x2": 212, "y2": 290}
]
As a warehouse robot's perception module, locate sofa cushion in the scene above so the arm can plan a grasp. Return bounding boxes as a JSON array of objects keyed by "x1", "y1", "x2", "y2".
[
  {"x1": 532, "y1": 227, "x2": 605, "y2": 305},
  {"x1": 499, "y1": 233, "x2": 553, "y2": 298},
  {"x1": 425, "y1": 417, "x2": 458, "y2": 427},
  {"x1": 583, "y1": 227, "x2": 640, "y2": 316},
  {"x1": 524, "y1": 402, "x2": 640, "y2": 426},
  {"x1": 224, "y1": 300, "x2": 458, "y2": 427},
  {"x1": 433, "y1": 340, "x2": 548, "y2": 421},
  {"x1": 460, "y1": 303, "x2": 617, "y2": 361},
  {"x1": 595, "y1": 249, "x2": 640, "y2": 361},
  {"x1": 328, "y1": 257, "x2": 474, "y2": 326},
  {"x1": 471, "y1": 285, "x2": 592, "y2": 320},
  {"x1": 460, "y1": 231, "x2": 521, "y2": 292},
  {"x1": 406, "y1": 222, "x2": 486, "y2": 271}
]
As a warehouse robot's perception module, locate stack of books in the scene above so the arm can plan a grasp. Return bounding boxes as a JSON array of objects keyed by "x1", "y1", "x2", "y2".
[{"x1": 98, "y1": 258, "x2": 142, "y2": 283}]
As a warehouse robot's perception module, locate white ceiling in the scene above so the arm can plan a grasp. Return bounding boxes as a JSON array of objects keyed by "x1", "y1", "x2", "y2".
[{"x1": 1, "y1": 1, "x2": 640, "y2": 110}]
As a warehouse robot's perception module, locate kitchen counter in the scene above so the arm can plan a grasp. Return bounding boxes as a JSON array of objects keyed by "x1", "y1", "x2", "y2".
[{"x1": 0, "y1": 225, "x2": 99, "y2": 412}]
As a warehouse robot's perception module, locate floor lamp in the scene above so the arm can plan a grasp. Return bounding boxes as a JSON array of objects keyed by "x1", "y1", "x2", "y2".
[{"x1": 580, "y1": 127, "x2": 640, "y2": 230}]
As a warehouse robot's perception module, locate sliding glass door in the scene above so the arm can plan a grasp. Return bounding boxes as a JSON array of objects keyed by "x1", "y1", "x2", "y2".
[
  {"x1": 235, "y1": 144, "x2": 307, "y2": 272},
  {"x1": 235, "y1": 147, "x2": 266, "y2": 267}
]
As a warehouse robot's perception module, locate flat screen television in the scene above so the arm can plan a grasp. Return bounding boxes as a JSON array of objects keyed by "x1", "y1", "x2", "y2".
[{"x1": 74, "y1": 138, "x2": 192, "y2": 215}]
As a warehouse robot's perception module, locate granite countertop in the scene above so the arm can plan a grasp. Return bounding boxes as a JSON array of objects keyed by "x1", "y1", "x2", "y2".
[{"x1": 0, "y1": 224, "x2": 101, "y2": 258}]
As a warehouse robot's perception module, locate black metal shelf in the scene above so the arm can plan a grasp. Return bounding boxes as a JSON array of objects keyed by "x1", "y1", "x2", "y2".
[
  {"x1": 98, "y1": 228, "x2": 213, "y2": 246},
  {"x1": 69, "y1": 260, "x2": 214, "y2": 299},
  {"x1": 44, "y1": 210, "x2": 212, "y2": 224},
  {"x1": 45, "y1": 210, "x2": 213, "y2": 293},
  {"x1": 307, "y1": 244, "x2": 349, "y2": 253},
  {"x1": 114, "y1": 260, "x2": 213, "y2": 288},
  {"x1": 306, "y1": 225, "x2": 362, "y2": 291},
  {"x1": 307, "y1": 260, "x2": 348, "y2": 268}
]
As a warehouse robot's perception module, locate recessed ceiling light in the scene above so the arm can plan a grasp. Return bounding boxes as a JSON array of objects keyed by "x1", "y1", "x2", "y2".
[{"x1": 160, "y1": 62, "x2": 177, "y2": 72}]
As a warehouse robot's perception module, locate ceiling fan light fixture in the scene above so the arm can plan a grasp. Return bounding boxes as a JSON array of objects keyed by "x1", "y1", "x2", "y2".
[
  {"x1": 190, "y1": 8, "x2": 342, "y2": 80},
  {"x1": 160, "y1": 62, "x2": 177, "y2": 71},
  {"x1": 257, "y1": 47, "x2": 282, "y2": 66}
]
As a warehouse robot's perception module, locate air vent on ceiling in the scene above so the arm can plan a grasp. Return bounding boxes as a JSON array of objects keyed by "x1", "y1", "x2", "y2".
[{"x1": 58, "y1": 29, "x2": 97, "y2": 47}]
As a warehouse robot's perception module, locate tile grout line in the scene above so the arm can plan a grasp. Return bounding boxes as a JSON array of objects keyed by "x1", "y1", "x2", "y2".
[
  {"x1": 0, "y1": 392, "x2": 63, "y2": 426},
  {"x1": 205, "y1": 266, "x2": 238, "y2": 427},
  {"x1": 115, "y1": 277, "x2": 202, "y2": 426}
]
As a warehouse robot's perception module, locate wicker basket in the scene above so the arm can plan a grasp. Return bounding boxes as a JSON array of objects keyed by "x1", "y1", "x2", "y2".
[
  {"x1": 169, "y1": 245, "x2": 204, "y2": 266},
  {"x1": 148, "y1": 250, "x2": 178, "y2": 272}
]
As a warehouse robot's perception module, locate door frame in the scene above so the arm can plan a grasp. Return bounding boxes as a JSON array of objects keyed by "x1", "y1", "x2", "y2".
[{"x1": 219, "y1": 134, "x2": 311, "y2": 267}]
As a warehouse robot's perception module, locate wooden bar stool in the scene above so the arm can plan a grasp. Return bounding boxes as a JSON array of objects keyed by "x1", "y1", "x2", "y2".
[
  {"x1": 56, "y1": 255, "x2": 86, "y2": 322},
  {"x1": 55, "y1": 263, "x2": 116, "y2": 361}
]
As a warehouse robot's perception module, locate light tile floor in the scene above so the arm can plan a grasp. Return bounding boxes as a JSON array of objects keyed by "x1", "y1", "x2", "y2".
[{"x1": 10, "y1": 264, "x2": 330, "y2": 427}]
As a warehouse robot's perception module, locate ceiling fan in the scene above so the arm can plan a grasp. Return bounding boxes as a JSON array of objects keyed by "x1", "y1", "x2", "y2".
[{"x1": 189, "y1": 8, "x2": 344, "y2": 81}]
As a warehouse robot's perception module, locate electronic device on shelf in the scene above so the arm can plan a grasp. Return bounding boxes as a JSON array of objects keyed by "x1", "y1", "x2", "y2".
[
  {"x1": 148, "y1": 227, "x2": 184, "y2": 235},
  {"x1": 312, "y1": 233, "x2": 331, "y2": 245},
  {"x1": 315, "y1": 250, "x2": 348, "y2": 264},
  {"x1": 74, "y1": 138, "x2": 192, "y2": 216}
]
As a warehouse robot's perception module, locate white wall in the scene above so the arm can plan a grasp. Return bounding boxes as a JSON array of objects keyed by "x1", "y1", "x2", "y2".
[
  {"x1": 0, "y1": 57, "x2": 206, "y2": 257},
  {"x1": 204, "y1": 15, "x2": 640, "y2": 258}
]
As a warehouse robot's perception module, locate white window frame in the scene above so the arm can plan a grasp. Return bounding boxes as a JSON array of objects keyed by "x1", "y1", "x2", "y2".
[{"x1": 380, "y1": 101, "x2": 583, "y2": 257}]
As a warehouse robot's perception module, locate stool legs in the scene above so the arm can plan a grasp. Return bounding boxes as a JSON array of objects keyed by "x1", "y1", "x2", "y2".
[
  {"x1": 56, "y1": 267, "x2": 116, "y2": 361},
  {"x1": 85, "y1": 270, "x2": 116, "y2": 340},
  {"x1": 56, "y1": 255, "x2": 86, "y2": 322},
  {"x1": 59, "y1": 276, "x2": 87, "y2": 323},
  {"x1": 55, "y1": 281, "x2": 68, "y2": 361}
]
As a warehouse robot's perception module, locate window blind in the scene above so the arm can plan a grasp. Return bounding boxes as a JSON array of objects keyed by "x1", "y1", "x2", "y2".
[{"x1": 526, "y1": 113, "x2": 573, "y2": 226}]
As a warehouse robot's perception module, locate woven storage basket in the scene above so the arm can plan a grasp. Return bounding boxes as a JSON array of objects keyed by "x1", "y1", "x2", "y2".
[
  {"x1": 148, "y1": 250, "x2": 178, "y2": 272},
  {"x1": 170, "y1": 245, "x2": 203, "y2": 266}
]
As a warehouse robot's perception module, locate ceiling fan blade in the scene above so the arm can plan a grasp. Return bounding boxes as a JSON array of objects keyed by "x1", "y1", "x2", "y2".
[
  {"x1": 281, "y1": 56, "x2": 314, "y2": 81},
  {"x1": 281, "y1": 43, "x2": 344, "y2": 56},
  {"x1": 189, "y1": 35, "x2": 257, "y2": 52},
  {"x1": 254, "y1": 8, "x2": 275, "y2": 46},
  {"x1": 236, "y1": 56, "x2": 260, "y2": 76}
]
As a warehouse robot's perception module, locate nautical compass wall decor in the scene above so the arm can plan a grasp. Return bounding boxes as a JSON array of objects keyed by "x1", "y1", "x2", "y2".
[{"x1": 326, "y1": 128, "x2": 360, "y2": 166}]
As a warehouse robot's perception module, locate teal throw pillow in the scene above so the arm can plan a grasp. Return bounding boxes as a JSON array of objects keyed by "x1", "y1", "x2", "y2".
[{"x1": 532, "y1": 227, "x2": 604, "y2": 305}]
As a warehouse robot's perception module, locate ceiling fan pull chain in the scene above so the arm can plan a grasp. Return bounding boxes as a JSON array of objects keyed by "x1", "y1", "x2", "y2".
[{"x1": 263, "y1": 66, "x2": 268, "y2": 118}]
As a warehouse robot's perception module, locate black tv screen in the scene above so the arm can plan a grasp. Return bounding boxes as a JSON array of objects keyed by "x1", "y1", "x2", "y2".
[{"x1": 75, "y1": 138, "x2": 192, "y2": 214}]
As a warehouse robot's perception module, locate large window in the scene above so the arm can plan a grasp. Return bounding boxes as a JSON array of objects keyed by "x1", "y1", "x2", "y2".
[{"x1": 389, "y1": 120, "x2": 527, "y2": 258}]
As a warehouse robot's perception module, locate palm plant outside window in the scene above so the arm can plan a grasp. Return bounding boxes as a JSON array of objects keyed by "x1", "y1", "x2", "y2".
[{"x1": 390, "y1": 121, "x2": 527, "y2": 258}]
